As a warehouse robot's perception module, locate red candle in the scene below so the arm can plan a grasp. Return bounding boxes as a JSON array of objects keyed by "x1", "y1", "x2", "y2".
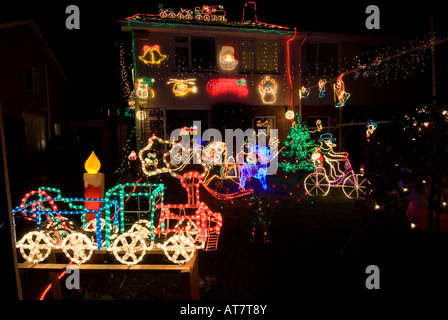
[{"x1": 83, "y1": 151, "x2": 104, "y2": 223}]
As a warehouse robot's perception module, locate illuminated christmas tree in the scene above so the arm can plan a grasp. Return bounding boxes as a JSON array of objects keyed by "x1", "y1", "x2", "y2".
[{"x1": 279, "y1": 115, "x2": 316, "y2": 173}]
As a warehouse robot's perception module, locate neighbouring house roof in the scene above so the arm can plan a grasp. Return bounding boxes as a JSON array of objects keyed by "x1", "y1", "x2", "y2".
[{"x1": 0, "y1": 19, "x2": 70, "y2": 86}]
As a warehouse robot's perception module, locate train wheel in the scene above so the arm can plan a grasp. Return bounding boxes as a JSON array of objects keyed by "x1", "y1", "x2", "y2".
[
  {"x1": 112, "y1": 232, "x2": 147, "y2": 265},
  {"x1": 17, "y1": 231, "x2": 52, "y2": 263},
  {"x1": 304, "y1": 172, "x2": 330, "y2": 196},
  {"x1": 162, "y1": 234, "x2": 196, "y2": 265},
  {"x1": 62, "y1": 232, "x2": 94, "y2": 265}
]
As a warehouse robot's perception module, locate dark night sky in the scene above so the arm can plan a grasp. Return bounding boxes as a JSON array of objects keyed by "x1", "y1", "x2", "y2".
[{"x1": 0, "y1": 1, "x2": 446, "y2": 117}]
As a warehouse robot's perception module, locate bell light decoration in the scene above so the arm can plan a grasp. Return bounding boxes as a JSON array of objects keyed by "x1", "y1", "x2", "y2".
[{"x1": 83, "y1": 151, "x2": 105, "y2": 223}]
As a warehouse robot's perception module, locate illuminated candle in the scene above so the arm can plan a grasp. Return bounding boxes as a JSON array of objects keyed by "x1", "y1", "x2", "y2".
[{"x1": 83, "y1": 151, "x2": 104, "y2": 223}]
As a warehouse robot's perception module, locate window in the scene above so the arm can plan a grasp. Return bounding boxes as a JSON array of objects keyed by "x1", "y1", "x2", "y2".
[
  {"x1": 255, "y1": 116, "x2": 276, "y2": 137},
  {"x1": 241, "y1": 40, "x2": 255, "y2": 71},
  {"x1": 360, "y1": 45, "x2": 378, "y2": 65},
  {"x1": 174, "y1": 35, "x2": 190, "y2": 68},
  {"x1": 256, "y1": 41, "x2": 278, "y2": 72},
  {"x1": 303, "y1": 43, "x2": 338, "y2": 75},
  {"x1": 191, "y1": 37, "x2": 216, "y2": 70},
  {"x1": 25, "y1": 66, "x2": 39, "y2": 93},
  {"x1": 174, "y1": 36, "x2": 216, "y2": 70},
  {"x1": 240, "y1": 40, "x2": 278, "y2": 73}
]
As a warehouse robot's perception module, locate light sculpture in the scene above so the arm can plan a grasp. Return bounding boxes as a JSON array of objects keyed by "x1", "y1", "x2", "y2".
[
  {"x1": 135, "y1": 78, "x2": 155, "y2": 100},
  {"x1": 366, "y1": 119, "x2": 377, "y2": 139},
  {"x1": 303, "y1": 133, "x2": 369, "y2": 198},
  {"x1": 83, "y1": 151, "x2": 104, "y2": 222},
  {"x1": 158, "y1": 4, "x2": 227, "y2": 21},
  {"x1": 299, "y1": 86, "x2": 311, "y2": 99},
  {"x1": 258, "y1": 76, "x2": 277, "y2": 104},
  {"x1": 167, "y1": 78, "x2": 198, "y2": 97},
  {"x1": 285, "y1": 110, "x2": 295, "y2": 120},
  {"x1": 318, "y1": 79, "x2": 326, "y2": 98},
  {"x1": 207, "y1": 78, "x2": 248, "y2": 97},
  {"x1": 219, "y1": 45, "x2": 238, "y2": 70},
  {"x1": 333, "y1": 74, "x2": 350, "y2": 107},
  {"x1": 139, "y1": 45, "x2": 167, "y2": 65}
]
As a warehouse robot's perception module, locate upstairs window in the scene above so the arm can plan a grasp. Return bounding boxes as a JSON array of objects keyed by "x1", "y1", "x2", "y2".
[
  {"x1": 256, "y1": 41, "x2": 278, "y2": 72},
  {"x1": 174, "y1": 36, "x2": 216, "y2": 71},
  {"x1": 303, "y1": 42, "x2": 338, "y2": 75},
  {"x1": 174, "y1": 35, "x2": 190, "y2": 68},
  {"x1": 25, "y1": 66, "x2": 39, "y2": 93},
  {"x1": 240, "y1": 40, "x2": 278, "y2": 73},
  {"x1": 191, "y1": 37, "x2": 216, "y2": 70}
]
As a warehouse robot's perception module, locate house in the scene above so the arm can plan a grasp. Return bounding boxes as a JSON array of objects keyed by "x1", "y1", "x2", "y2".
[
  {"x1": 298, "y1": 31, "x2": 431, "y2": 154},
  {"x1": 120, "y1": 3, "x2": 304, "y2": 146},
  {"x1": 0, "y1": 20, "x2": 70, "y2": 158}
]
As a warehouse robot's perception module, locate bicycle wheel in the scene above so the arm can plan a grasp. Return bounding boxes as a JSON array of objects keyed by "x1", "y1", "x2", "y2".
[
  {"x1": 304, "y1": 172, "x2": 330, "y2": 196},
  {"x1": 342, "y1": 174, "x2": 369, "y2": 199}
]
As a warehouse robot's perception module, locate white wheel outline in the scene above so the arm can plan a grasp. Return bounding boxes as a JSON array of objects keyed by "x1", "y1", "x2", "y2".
[
  {"x1": 17, "y1": 231, "x2": 52, "y2": 263},
  {"x1": 304, "y1": 172, "x2": 330, "y2": 196},
  {"x1": 162, "y1": 234, "x2": 196, "y2": 265},
  {"x1": 112, "y1": 232, "x2": 147, "y2": 265},
  {"x1": 342, "y1": 174, "x2": 369, "y2": 199},
  {"x1": 62, "y1": 232, "x2": 94, "y2": 265}
]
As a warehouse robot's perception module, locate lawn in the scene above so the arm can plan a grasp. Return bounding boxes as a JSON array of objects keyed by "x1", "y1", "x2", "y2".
[{"x1": 14, "y1": 157, "x2": 448, "y2": 300}]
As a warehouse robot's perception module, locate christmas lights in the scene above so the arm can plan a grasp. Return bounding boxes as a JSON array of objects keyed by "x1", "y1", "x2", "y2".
[
  {"x1": 366, "y1": 119, "x2": 377, "y2": 139},
  {"x1": 303, "y1": 133, "x2": 368, "y2": 198},
  {"x1": 238, "y1": 144, "x2": 277, "y2": 191},
  {"x1": 285, "y1": 110, "x2": 295, "y2": 120},
  {"x1": 279, "y1": 116, "x2": 316, "y2": 173},
  {"x1": 207, "y1": 78, "x2": 248, "y2": 97},
  {"x1": 109, "y1": 172, "x2": 222, "y2": 265},
  {"x1": 158, "y1": 4, "x2": 227, "y2": 22},
  {"x1": 138, "y1": 136, "x2": 177, "y2": 177},
  {"x1": 135, "y1": 78, "x2": 155, "y2": 100},
  {"x1": 12, "y1": 188, "x2": 118, "y2": 264},
  {"x1": 318, "y1": 79, "x2": 326, "y2": 98},
  {"x1": 167, "y1": 78, "x2": 198, "y2": 97},
  {"x1": 219, "y1": 45, "x2": 238, "y2": 70},
  {"x1": 299, "y1": 86, "x2": 311, "y2": 99},
  {"x1": 258, "y1": 76, "x2": 277, "y2": 104},
  {"x1": 180, "y1": 125, "x2": 198, "y2": 136},
  {"x1": 138, "y1": 45, "x2": 167, "y2": 65},
  {"x1": 333, "y1": 74, "x2": 350, "y2": 107}
]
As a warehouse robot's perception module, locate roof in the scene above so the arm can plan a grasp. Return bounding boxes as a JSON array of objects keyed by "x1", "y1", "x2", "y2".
[
  {"x1": 122, "y1": 4, "x2": 295, "y2": 36},
  {"x1": 0, "y1": 20, "x2": 70, "y2": 86}
]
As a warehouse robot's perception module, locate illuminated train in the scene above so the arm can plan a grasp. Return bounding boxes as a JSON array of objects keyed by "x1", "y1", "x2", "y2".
[{"x1": 12, "y1": 178, "x2": 222, "y2": 266}]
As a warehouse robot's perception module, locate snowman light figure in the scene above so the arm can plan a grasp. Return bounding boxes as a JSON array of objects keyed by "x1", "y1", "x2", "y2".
[{"x1": 258, "y1": 76, "x2": 278, "y2": 104}]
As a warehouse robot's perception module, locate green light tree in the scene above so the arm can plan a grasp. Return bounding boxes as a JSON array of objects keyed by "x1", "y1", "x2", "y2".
[{"x1": 279, "y1": 115, "x2": 316, "y2": 174}]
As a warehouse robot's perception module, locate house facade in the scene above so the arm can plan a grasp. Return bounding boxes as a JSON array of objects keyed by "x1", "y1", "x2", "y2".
[
  {"x1": 299, "y1": 31, "x2": 429, "y2": 134},
  {"x1": 121, "y1": 4, "x2": 303, "y2": 146},
  {"x1": 0, "y1": 20, "x2": 69, "y2": 157}
]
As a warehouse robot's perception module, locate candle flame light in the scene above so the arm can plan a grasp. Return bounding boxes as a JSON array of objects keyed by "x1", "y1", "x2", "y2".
[{"x1": 85, "y1": 151, "x2": 101, "y2": 174}]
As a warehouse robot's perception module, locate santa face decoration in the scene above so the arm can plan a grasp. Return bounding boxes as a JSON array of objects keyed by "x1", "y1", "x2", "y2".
[{"x1": 219, "y1": 45, "x2": 238, "y2": 71}]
